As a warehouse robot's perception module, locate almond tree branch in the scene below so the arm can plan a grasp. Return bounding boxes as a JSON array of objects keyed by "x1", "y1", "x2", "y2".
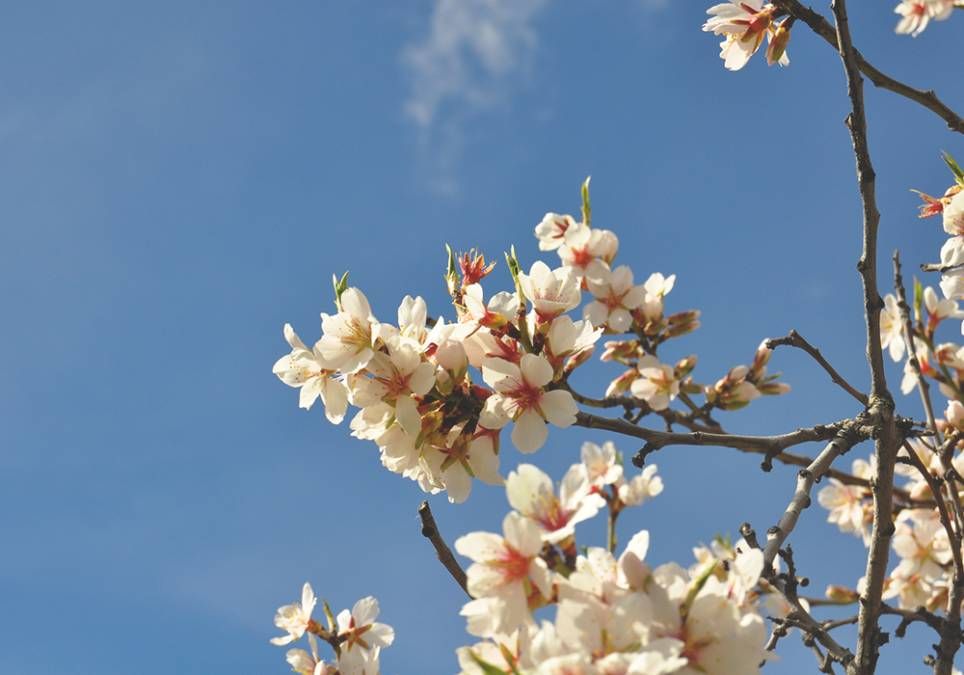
[
  {"x1": 829, "y1": 1, "x2": 900, "y2": 672},
  {"x1": 773, "y1": 0, "x2": 964, "y2": 134},
  {"x1": 766, "y1": 330, "x2": 868, "y2": 406},
  {"x1": 762, "y1": 422, "x2": 865, "y2": 569},
  {"x1": 893, "y1": 252, "x2": 941, "y2": 435},
  {"x1": 576, "y1": 411, "x2": 933, "y2": 506},
  {"x1": 417, "y1": 501, "x2": 469, "y2": 597}
]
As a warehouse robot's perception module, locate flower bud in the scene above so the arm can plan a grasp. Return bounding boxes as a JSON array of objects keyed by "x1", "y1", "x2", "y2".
[
  {"x1": 666, "y1": 310, "x2": 701, "y2": 338},
  {"x1": 765, "y1": 21, "x2": 791, "y2": 66},
  {"x1": 606, "y1": 369, "x2": 637, "y2": 398},
  {"x1": 825, "y1": 585, "x2": 859, "y2": 604},
  {"x1": 674, "y1": 355, "x2": 698, "y2": 379}
]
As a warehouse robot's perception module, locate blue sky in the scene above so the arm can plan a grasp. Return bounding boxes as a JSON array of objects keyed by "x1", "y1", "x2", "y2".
[{"x1": 1, "y1": 1, "x2": 962, "y2": 673}]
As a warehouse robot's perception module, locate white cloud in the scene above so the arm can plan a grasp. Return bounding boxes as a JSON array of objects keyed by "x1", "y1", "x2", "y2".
[
  {"x1": 400, "y1": 0, "x2": 549, "y2": 195},
  {"x1": 401, "y1": 0, "x2": 549, "y2": 130}
]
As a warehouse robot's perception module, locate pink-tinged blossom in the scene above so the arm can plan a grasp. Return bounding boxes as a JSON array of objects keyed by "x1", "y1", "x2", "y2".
[
  {"x1": 423, "y1": 425, "x2": 503, "y2": 503},
  {"x1": 481, "y1": 354, "x2": 578, "y2": 453},
  {"x1": 506, "y1": 464, "x2": 605, "y2": 544},
  {"x1": 456, "y1": 513, "x2": 553, "y2": 637},
  {"x1": 584, "y1": 265, "x2": 647, "y2": 332},
  {"x1": 271, "y1": 582, "x2": 318, "y2": 646},
  {"x1": 894, "y1": 0, "x2": 955, "y2": 36},
  {"x1": 535, "y1": 213, "x2": 591, "y2": 252},
  {"x1": 703, "y1": 1, "x2": 786, "y2": 71},
  {"x1": 560, "y1": 228, "x2": 619, "y2": 281},
  {"x1": 630, "y1": 356, "x2": 679, "y2": 411},
  {"x1": 519, "y1": 261, "x2": 582, "y2": 322},
  {"x1": 350, "y1": 336, "x2": 436, "y2": 438},
  {"x1": 273, "y1": 324, "x2": 350, "y2": 423}
]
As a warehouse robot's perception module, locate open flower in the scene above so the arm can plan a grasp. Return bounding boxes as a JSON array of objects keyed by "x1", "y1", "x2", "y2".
[
  {"x1": 519, "y1": 261, "x2": 582, "y2": 322},
  {"x1": 894, "y1": 0, "x2": 955, "y2": 37},
  {"x1": 535, "y1": 213, "x2": 590, "y2": 251},
  {"x1": 506, "y1": 464, "x2": 605, "y2": 544},
  {"x1": 703, "y1": 0, "x2": 785, "y2": 71},
  {"x1": 584, "y1": 265, "x2": 646, "y2": 332},
  {"x1": 456, "y1": 512, "x2": 553, "y2": 637},
  {"x1": 271, "y1": 582, "x2": 318, "y2": 646},
  {"x1": 481, "y1": 354, "x2": 578, "y2": 453},
  {"x1": 630, "y1": 356, "x2": 679, "y2": 411},
  {"x1": 336, "y1": 596, "x2": 395, "y2": 675},
  {"x1": 317, "y1": 288, "x2": 380, "y2": 374},
  {"x1": 273, "y1": 324, "x2": 349, "y2": 423},
  {"x1": 349, "y1": 336, "x2": 436, "y2": 437}
]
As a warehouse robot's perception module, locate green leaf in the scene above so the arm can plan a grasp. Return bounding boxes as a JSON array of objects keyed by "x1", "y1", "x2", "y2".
[
  {"x1": 913, "y1": 276, "x2": 923, "y2": 324},
  {"x1": 943, "y1": 151, "x2": 964, "y2": 186},
  {"x1": 581, "y1": 175, "x2": 592, "y2": 227},
  {"x1": 469, "y1": 651, "x2": 510, "y2": 675},
  {"x1": 332, "y1": 271, "x2": 350, "y2": 310}
]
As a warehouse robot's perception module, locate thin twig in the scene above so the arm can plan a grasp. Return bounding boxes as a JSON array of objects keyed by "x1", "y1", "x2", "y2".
[
  {"x1": 417, "y1": 501, "x2": 469, "y2": 597},
  {"x1": 577, "y1": 411, "x2": 929, "y2": 505},
  {"x1": 762, "y1": 422, "x2": 864, "y2": 569},
  {"x1": 766, "y1": 330, "x2": 868, "y2": 406},
  {"x1": 773, "y1": 0, "x2": 964, "y2": 134}
]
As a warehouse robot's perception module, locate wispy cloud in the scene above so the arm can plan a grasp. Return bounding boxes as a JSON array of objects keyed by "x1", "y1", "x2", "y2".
[
  {"x1": 402, "y1": 0, "x2": 549, "y2": 129},
  {"x1": 400, "y1": 0, "x2": 549, "y2": 194}
]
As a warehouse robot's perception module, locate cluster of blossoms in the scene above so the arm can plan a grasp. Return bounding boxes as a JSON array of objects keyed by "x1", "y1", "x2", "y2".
[
  {"x1": 703, "y1": 1, "x2": 962, "y2": 71},
  {"x1": 817, "y1": 156, "x2": 964, "y2": 613},
  {"x1": 272, "y1": 182, "x2": 795, "y2": 673},
  {"x1": 894, "y1": 0, "x2": 962, "y2": 36},
  {"x1": 274, "y1": 181, "x2": 788, "y2": 504},
  {"x1": 270, "y1": 583, "x2": 394, "y2": 675},
  {"x1": 454, "y1": 444, "x2": 770, "y2": 675}
]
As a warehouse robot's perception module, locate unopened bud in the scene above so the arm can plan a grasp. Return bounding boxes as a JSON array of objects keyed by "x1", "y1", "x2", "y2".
[
  {"x1": 606, "y1": 369, "x2": 637, "y2": 398},
  {"x1": 766, "y1": 21, "x2": 791, "y2": 66},
  {"x1": 825, "y1": 585, "x2": 859, "y2": 604},
  {"x1": 666, "y1": 310, "x2": 701, "y2": 338},
  {"x1": 674, "y1": 355, "x2": 698, "y2": 379}
]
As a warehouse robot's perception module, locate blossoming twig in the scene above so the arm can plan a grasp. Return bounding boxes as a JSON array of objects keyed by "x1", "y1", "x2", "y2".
[
  {"x1": 766, "y1": 330, "x2": 868, "y2": 406},
  {"x1": 417, "y1": 501, "x2": 470, "y2": 597},
  {"x1": 773, "y1": 0, "x2": 964, "y2": 134}
]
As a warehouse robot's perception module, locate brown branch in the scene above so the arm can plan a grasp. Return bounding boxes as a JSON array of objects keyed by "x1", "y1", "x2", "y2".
[
  {"x1": 921, "y1": 261, "x2": 964, "y2": 275},
  {"x1": 762, "y1": 423, "x2": 864, "y2": 569},
  {"x1": 417, "y1": 501, "x2": 469, "y2": 597},
  {"x1": 742, "y1": 525, "x2": 855, "y2": 666},
  {"x1": 829, "y1": 1, "x2": 900, "y2": 672},
  {"x1": 577, "y1": 411, "x2": 931, "y2": 506},
  {"x1": 894, "y1": 252, "x2": 941, "y2": 436},
  {"x1": 767, "y1": 330, "x2": 868, "y2": 406},
  {"x1": 773, "y1": 0, "x2": 964, "y2": 134}
]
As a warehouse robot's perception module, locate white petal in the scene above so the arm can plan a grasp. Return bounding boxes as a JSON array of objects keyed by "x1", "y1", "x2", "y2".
[
  {"x1": 540, "y1": 390, "x2": 577, "y2": 428},
  {"x1": 512, "y1": 409, "x2": 549, "y2": 453}
]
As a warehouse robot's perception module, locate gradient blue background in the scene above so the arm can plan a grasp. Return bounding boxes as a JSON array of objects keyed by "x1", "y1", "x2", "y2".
[{"x1": 1, "y1": 1, "x2": 962, "y2": 673}]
